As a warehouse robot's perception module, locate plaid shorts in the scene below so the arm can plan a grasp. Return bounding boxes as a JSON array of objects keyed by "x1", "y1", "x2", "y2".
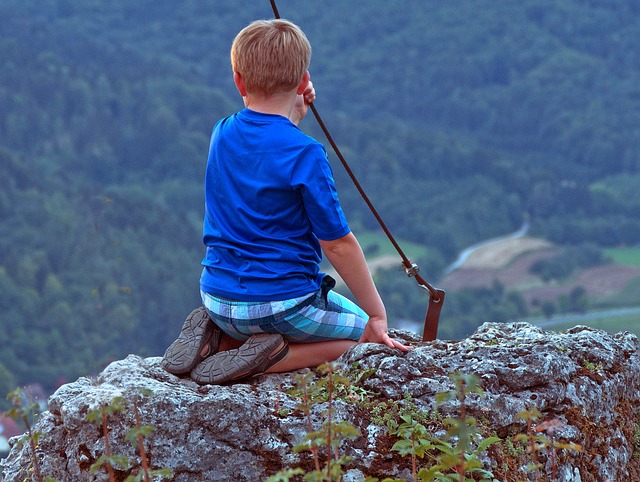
[{"x1": 200, "y1": 276, "x2": 367, "y2": 343}]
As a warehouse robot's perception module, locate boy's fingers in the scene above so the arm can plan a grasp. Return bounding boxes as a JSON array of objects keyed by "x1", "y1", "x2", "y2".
[
  {"x1": 305, "y1": 90, "x2": 315, "y2": 103},
  {"x1": 387, "y1": 336, "x2": 410, "y2": 352},
  {"x1": 304, "y1": 80, "x2": 315, "y2": 103},
  {"x1": 364, "y1": 331, "x2": 410, "y2": 352}
]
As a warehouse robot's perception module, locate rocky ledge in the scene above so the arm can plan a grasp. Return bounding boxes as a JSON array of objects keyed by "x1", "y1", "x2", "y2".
[{"x1": 2, "y1": 322, "x2": 639, "y2": 481}]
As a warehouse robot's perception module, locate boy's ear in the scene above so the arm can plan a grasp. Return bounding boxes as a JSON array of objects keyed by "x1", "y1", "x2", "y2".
[
  {"x1": 233, "y1": 71, "x2": 248, "y2": 96},
  {"x1": 296, "y1": 71, "x2": 311, "y2": 95}
]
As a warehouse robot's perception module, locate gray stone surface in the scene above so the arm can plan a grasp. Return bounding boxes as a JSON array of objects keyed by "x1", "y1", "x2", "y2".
[{"x1": 2, "y1": 322, "x2": 639, "y2": 481}]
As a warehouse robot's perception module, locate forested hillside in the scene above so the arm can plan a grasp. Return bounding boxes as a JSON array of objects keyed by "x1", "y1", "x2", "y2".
[{"x1": 1, "y1": 0, "x2": 640, "y2": 391}]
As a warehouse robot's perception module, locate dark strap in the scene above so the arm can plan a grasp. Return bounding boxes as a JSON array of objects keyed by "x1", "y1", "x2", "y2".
[
  {"x1": 423, "y1": 289, "x2": 445, "y2": 342},
  {"x1": 268, "y1": 0, "x2": 444, "y2": 341}
]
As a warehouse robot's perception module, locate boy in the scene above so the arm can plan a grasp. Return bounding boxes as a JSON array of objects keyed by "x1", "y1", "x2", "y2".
[{"x1": 162, "y1": 19, "x2": 408, "y2": 384}]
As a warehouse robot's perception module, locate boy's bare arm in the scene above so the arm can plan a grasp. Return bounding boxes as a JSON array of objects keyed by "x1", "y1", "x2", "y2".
[{"x1": 319, "y1": 233, "x2": 409, "y2": 351}]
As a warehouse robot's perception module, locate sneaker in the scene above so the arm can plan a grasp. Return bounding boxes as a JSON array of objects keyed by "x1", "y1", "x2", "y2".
[
  {"x1": 190, "y1": 333, "x2": 289, "y2": 384},
  {"x1": 161, "y1": 306, "x2": 221, "y2": 375}
]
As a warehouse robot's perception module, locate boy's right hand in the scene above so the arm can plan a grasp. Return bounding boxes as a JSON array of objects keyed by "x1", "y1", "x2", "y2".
[
  {"x1": 359, "y1": 316, "x2": 410, "y2": 352},
  {"x1": 290, "y1": 73, "x2": 315, "y2": 125},
  {"x1": 302, "y1": 79, "x2": 316, "y2": 104}
]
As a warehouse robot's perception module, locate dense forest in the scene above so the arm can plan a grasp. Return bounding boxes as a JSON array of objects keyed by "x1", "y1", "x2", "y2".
[{"x1": 1, "y1": 0, "x2": 640, "y2": 392}]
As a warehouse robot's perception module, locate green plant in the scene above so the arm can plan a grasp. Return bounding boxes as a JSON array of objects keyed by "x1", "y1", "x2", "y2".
[
  {"x1": 277, "y1": 407, "x2": 291, "y2": 417},
  {"x1": 515, "y1": 408, "x2": 581, "y2": 481},
  {"x1": 266, "y1": 468, "x2": 305, "y2": 481},
  {"x1": 305, "y1": 362, "x2": 378, "y2": 405},
  {"x1": 427, "y1": 372, "x2": 500, "y2": 481},
  {"x1": 514, "y1": 408, "x2": 543, "y2": 478},
  {"x1": 86, "y1": 396, "x2": 129, "y2": 481},
  {"x1": 388, "y1": 413, "x2": 435, "y2": 480},
  {"x1": 271, "y1": 369, "x2": 504, "y2": 482},
  {"x1": 582, "y1": 360, "x2": 603, "y2": 371},
  {"x1": 85, "y1": 390, "x2": 172, "y2": 482},
  {"x1": 122, "y1": 390, "x2": 172, "y2": 482},
  {"x1": 3, "y1": 388, "x2": 60, "y2": 482},
  {"x1": 414, "y1": 433, "x2": 499, "y2": 482},
  {"x1": 268, "y1": 363, "x2": 361, "y2": 481},
  {"x1": 370, "y1": 392, "x2": 439, "y2": 433},
  {"x1": 633, "y1": 421, "x2": 640, "y2": 459},
  {"x1": 503, "y1": 436, "x2": 526, "y2": 457},
  {"x1": 384, "y1": 373, "x2": 499, "y2": 482}
]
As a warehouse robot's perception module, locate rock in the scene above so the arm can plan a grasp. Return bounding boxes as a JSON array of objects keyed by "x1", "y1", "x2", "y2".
[{"x1": 2, "y1": 322, "x2": 640, "y2": 481}]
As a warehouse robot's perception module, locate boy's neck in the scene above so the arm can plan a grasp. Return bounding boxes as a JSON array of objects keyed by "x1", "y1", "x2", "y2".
[{"x1": 243, "y1": 91, "x2": 297, "y2": 120}]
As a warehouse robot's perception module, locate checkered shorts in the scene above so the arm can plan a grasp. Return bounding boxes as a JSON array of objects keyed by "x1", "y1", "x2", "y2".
[{"x1": 200, "y1": 277, "x2": 367, "y2": 343}]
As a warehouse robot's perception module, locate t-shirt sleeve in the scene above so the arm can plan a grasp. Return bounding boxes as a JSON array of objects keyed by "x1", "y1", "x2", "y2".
[{"x1": 291, "y1": 143, "x2": 350, "y2": 241}]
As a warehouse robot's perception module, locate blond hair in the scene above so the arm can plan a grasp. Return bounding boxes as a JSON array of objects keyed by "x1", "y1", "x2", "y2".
[{"x1": 231, "y1": 19, "x2": 311, "y2": 96}]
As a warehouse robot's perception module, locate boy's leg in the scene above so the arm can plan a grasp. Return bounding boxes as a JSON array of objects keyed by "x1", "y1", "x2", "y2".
[
  {"x1": 271, "y1": 287, "x2": 367, "y2": 344},
  {"x1": 218, "y1": 335, "x2": 245, "y2": 351},
  {"x1": 260, "y1": 282, "x2": 366, "y2": 372},
  {"x1": 189, "y1": 282, "x2": 367, "y2": 383},
  {"x1": 265, "y1": 339, "x2": 357, "y2": 373},
  {"x1": 190, "y1": 336, "x2": 355, "y2": 384}
]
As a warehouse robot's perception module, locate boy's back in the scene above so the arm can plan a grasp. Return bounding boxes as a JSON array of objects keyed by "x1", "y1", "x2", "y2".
[
  {"x1": 200, "y1": 108, "x2": 349, "y2": 301},
  {"x1": 161, "y1": 18, "x2": 408, "y2": 387}
]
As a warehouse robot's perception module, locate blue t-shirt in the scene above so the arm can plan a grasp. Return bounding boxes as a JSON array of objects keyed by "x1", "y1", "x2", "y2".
[{"x1": 200, "y1": 108, "x2": 350, "y2": 301}]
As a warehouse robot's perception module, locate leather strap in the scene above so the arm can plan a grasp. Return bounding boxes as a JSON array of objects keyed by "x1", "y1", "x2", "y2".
[
  {"x1": 269, "y1": 0, "x2": 445, "y2": 341},
  {"x1": 423, "y1": 289, "x2": 445, "y2": 341}
]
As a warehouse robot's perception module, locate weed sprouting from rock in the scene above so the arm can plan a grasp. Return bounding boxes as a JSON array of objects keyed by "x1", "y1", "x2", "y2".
[
  {"x1": 85, "y1": 389, "x2": 172, "y2": 482},
  {"x1": 268, "y1": 363, "x2": 361, "y2": 481},
  {"x1": 3, "y1": 387, "x2": 59, "y2": 482},
  {"x1": 515, "y1": 409, "x2": 581, "y2": 481}
]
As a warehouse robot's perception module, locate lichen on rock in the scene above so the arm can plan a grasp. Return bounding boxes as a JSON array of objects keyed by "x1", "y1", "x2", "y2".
[{"x1": 2, "y1": 322, "x2": 639, "y2": 481}]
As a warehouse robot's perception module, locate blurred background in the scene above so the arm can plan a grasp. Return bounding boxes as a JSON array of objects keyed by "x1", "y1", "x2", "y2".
[{"x1": 1, "y1": 0, "x2": 639, "y2": 399}]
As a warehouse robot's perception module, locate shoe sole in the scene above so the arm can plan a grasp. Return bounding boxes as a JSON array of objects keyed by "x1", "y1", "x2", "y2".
[
  {"x1": 190, "y1": 333, "x2": 288, "y2": 384},
  {"x1": 161, "y1": 306, "x2": 221, "y2": 375}
]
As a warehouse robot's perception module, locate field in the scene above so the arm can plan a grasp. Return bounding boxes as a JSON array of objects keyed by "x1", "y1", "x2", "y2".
[
  {"x1": 605, "y1": 247, "x2": 640, "y2": 266},
  {"x1": 356, "y1": 231, "x2": 433, "y2": 261},
  {"x1": 439, "y1": 238, "x2": 640, "y2": 306},
  {"x1": 352, "y1": 234, "x2": 640, "y2": 309},
  {"x1": 332, "y1": 233, "x2": 640, "y2": 335},
  {"x1": 323, "y1": 231, "x2": 437, "y2": 288},
  {"x1": 527, "y1": 307, "x2": 640, "y2": 331},
  {"x1": 437, "y1": 238, "x2": 640, "y2": 336}
]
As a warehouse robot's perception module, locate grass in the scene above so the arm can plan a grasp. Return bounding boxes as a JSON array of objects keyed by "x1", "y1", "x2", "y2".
[
  {"x1": 596, "y1": 275, "x2": 640, "y2": 307},
  {"x1": 349, "y1": 236, "x2": 640, "y2": 338},
  {"x1": 528, "y1": 308, "x2": 640, "y2": 337},
  {"x1": 604, "y1": 246, "x2": 640, "y2": 266},
  {"x1": 520, "y1": 246, "x2": 640, "y2": 337},
  {"x1": 354, "y1": 229, "x2": 433, "y2": 260}
]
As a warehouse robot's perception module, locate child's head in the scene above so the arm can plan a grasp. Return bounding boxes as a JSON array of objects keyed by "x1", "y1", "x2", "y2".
[{"x1": 231, "y1": 19, "x2": 311, "y2": 97}]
